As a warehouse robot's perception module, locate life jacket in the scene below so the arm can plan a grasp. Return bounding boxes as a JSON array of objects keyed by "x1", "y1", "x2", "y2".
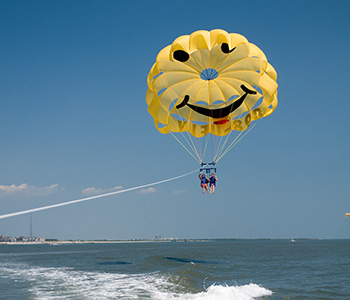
[
  {"x1": 201, "y1": 177, "x2": 207, "y2": 184},
  {"x1": 210, "y1": 176, "x2": 216, "y2": 185}
]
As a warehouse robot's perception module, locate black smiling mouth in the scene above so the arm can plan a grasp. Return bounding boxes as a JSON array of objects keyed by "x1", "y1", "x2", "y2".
[{"x1": 175, "y1": 84, "x2": 257, "y2": 119}]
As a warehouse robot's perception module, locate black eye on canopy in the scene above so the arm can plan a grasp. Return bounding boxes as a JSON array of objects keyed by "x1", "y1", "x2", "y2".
[
  {"x1": 173, "y1": 50, "x2": 190, "y2": 62},
  {"x1": 221, "y1": 43, "x2": 236, "y2": 54}
]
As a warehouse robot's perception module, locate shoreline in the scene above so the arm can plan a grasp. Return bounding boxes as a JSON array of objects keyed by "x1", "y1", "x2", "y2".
[
  {"x1": 0, "y1": 238, "x2": 335, "y2": 245},
  {"x1": 0, "y1": 239, "x2": 208, "y2": 245}
]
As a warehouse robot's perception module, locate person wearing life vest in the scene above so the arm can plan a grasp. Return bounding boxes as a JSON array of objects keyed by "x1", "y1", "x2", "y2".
[
  {"x1": 199, "y1": 172, "x2": 209, "y2": 194},
  {"x1": 209, "y1": 173, "x2": 218, "y2": 194}
]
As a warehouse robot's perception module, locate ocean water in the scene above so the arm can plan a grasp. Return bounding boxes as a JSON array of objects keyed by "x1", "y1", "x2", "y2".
[{"x1": 0, "y1": 239, "x2": 349, "y2": 300}]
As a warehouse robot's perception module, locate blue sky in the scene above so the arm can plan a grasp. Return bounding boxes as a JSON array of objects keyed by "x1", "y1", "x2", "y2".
[{"x1": 1, "y1": 0, "x2": 349, "y2": 240}]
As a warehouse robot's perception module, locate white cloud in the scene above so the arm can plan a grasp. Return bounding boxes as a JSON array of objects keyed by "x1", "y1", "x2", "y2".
[
  {"x1": 136, "y1": 187, "x2": 157, "y2": 194},
  {"x1": 0, "y1": 183, "x2": 62, "y2": 198},
  {"x1": 82, "y1": 186, "x2": 123, "y2": 196}
]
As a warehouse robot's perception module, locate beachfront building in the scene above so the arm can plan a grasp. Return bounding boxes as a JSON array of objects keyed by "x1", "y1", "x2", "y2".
[{"x1": 0, "y1": 235, "x2": 45, "y2": 243}]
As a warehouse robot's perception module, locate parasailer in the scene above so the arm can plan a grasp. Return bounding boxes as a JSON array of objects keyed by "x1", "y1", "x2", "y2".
[
  {"x1": 146, "y1": 29, "x2": 278, "y2": 190},
  {"x1": 209, "y1": 173, "x2": 218, "y2": 194},
  {"x1": 199, "y1": 172, "x2": 209, "y2": 194}
]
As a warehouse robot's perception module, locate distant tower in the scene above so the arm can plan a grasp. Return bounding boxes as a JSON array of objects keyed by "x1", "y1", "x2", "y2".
[{"x1": 30, "y1": 213, "x2": 33, "y2": 238}]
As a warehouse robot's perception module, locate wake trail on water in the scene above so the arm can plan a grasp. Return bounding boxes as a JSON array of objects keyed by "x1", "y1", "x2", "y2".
[
  {"x1": 0, "y1": 169, "x2": 198, "y2": 220},
  {"x1": 0, "y1": 262, "x2": 273, "y2": 300}
]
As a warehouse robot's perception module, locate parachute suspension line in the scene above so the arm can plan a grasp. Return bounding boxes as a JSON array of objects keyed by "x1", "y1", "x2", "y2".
[
  {"x1": 168, "y1": 111, "x2": 202, "y2": 163},
  {"x1": 194, "y1": 136, "x2": 202, "y2": 162},
  {"x1": 202, "y1": 134, "x2": 210, "y2": 162},
  {"x1": 212, "y1": 133, "x2": 226, "y2": 163},
  {"x1": 211, "y1": 134, "x2": 218, "y2": 163},
  {"x1": 0, "y1": 169, "x2": 199, "y2": 220},
  {"x1": 214, "y1": 129, "x2": 243, "y2": 163},
  {"x1": 193, "y1": 135, "x2": 204, "y2": 162},
  {"x1": 192, "y1": 133, "x2": 209, "y2": 163},
  {"x1": 216, "y1": 120, "x2": 260, "y2": 163},
  {"x1": 169, "y1": 131, "x2": 201, "y2": 164},
  {"x1": 214, "y1": 105, "x2": 249, "y2": 162},
  {"x1": 185, "y1": 130, "x2": 202, "y2": 162},
  {"x1": 214, "y1": 114, "x2": 246, "y2": 162},
  {"x1": 215, "y1": 130, "x2": 245, "y2": 162},
  {"x1": 217, "y1": 128, "x2": 231, "y2": 161},
  {"x1": 223, "y1": 119, "x2": 262, "y2": 158}
]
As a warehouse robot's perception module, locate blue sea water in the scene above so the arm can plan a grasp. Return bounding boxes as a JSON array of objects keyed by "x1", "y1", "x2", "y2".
[{"x1": 0, "y1": 239, "x2": 349, "y2": 299}]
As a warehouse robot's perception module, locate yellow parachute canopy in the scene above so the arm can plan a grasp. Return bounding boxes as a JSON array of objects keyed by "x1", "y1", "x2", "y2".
[
  {"x1": 146, "y1": 29, "x2": 278, "y2": 163},
  {"x1": 346, "y1": 213, "x2": 350, "y2": 217}
]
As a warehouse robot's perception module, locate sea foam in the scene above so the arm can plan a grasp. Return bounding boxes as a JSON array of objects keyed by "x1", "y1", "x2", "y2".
[
  {"x1": 1, "y1": 262, "x2": 272, "y2": 300},
  {"x1": 154, "y1": 283, "x2": 272, "y2": 300}
]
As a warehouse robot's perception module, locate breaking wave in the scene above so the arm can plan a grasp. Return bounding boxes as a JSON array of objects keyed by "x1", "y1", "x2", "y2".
[{"x1": 0, "y1": 262, "x2": 272, "y2": 300}]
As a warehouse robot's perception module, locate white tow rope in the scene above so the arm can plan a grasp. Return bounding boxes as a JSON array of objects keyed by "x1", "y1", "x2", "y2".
[{"x1": 0, "y1": 169, "x2": 198, "y2": 220}]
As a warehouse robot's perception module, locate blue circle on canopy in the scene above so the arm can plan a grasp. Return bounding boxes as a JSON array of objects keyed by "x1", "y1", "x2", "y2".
[{"x1": 200, "y1": 68, "x2": 219, "y2": 81}]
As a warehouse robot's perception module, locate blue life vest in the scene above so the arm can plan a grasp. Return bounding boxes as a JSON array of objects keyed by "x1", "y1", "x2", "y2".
[
  {"x1": 210, "y1": 176, "x2": 216, "y2": 185},
  {"x1": 201, "y1": 177, "x2": 207, "y2": 184}
]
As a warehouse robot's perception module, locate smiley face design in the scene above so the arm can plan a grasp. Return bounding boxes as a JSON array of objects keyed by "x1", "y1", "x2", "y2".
[{"x1": 146, "y1": 29, "x2": 278, "y2": 138}]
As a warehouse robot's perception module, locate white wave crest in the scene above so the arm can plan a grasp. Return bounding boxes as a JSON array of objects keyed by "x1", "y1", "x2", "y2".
[
  {"x1": 0, "y1": 263, "x2": 272, "y2": 300},
  {"x1": 192, "y1": 284, "x2": 273, "y2": 300},
  {"x1": 154, "y1": 283, "x2": 272, "y2": 300}
]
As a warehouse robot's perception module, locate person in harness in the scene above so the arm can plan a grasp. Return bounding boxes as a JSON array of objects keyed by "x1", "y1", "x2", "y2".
[
  {"x1": 199, "y1": 172, "x2": 209, "y2": 194},
  {"x1": 209, "y1": 173, "x2": 218, "y2": 194}
]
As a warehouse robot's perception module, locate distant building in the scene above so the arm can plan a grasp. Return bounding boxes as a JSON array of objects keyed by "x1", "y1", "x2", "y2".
[
  {"x1": 0, "y1": 235, "x2": 45, "y2": 243},
  {"x1": 17, "y1": 236, "x2": 29, "y2": 242}
]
